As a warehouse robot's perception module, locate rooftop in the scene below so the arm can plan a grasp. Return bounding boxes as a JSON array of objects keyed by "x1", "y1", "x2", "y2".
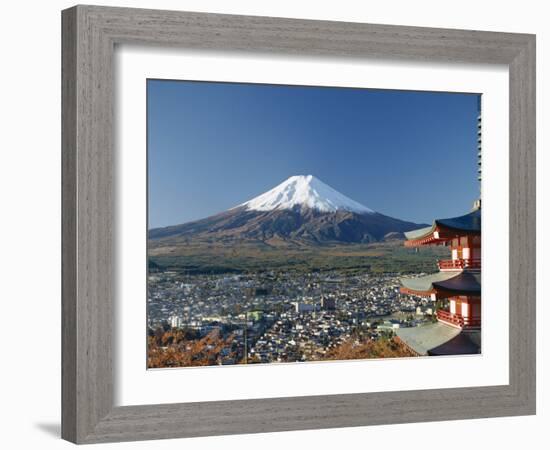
[
  {"x1": 400, "y1": 271, "x2": 481, "y2": 297},
  {"x1": 396, "y1": 322, "x2": 481, "y2": 356},
  {"x1": 404, "y1": 208, "x2": 481, "y2": 246}
]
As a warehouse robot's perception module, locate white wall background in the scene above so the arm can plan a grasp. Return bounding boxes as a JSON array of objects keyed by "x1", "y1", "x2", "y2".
[{"x1": 0, "y1": 1, "x2": 546, "y2": 449}]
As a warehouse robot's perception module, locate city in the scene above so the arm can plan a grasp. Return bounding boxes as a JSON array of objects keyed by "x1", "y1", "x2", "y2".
[{"x1": 147, "y1": 269, "x2": 435, "y2": 367}]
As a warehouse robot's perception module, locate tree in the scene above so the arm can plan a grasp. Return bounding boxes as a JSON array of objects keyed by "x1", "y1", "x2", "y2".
[
  {"x1": 326, "y1": 336, "x2": 417, "y2": 360},
  {"x1": 147, "y1": 329, "x2": 239, "y2": 368}
]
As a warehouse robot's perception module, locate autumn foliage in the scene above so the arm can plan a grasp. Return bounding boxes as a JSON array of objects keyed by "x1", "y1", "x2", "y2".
[
  {"x1": 148, "y1": 327, "x2": 417, "y2": 368},
  {"x1": 326, "y1": 336, "x2": 417, "y2": 360},
  {"x1": 147, "y1": 328, "x2": 238, "y2": 368}
]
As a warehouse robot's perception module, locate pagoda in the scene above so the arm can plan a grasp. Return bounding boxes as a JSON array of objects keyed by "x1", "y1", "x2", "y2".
[
  {"x1": 401, "y1": 208, "x2": 481, "y2": 325},
  {"x1": 396, "y1": 111, "x2": 482, "y2": 356}
]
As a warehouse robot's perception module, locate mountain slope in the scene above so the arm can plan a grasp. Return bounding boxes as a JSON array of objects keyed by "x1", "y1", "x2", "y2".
[{"x1": 149, "y1": 175, "x2": 424, "y2": 245}]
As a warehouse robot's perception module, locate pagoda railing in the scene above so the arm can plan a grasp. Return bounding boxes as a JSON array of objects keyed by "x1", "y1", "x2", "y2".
[
  {"x1": 437, "y1": 258, "x2": 481, "y2": 270},
  {"x1": 436, "y1": 309, "x2": 481, "y2": 328}
]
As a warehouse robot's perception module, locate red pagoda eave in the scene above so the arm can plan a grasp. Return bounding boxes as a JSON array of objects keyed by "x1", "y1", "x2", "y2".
[
  {"x1": 404, "y1": 226, "x2": 456, "y2": 247},
  {"x1": 400, "y1": 286, "x2": 479, "y2": 299},
  {"x1": 404, "y1": 234, "x2": 448, "y2": 247},
  {"x1": 400, "y1": 286, "x2": 458, "y2": 299},
  {"x1": 404, "y1": 226, "x2": 480, "y2": 248},
  {"x1": 399, "y1": 286, "x2": 434, "y2": 297}
]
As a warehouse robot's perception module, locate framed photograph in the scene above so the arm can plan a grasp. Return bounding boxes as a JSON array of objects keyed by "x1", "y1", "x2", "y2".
[{"x1": 62, "y1": 5, "x2": 536, "y2": 444}]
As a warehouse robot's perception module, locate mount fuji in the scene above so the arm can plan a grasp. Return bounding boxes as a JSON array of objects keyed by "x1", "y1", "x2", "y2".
[
  {"x1": 149, "y1": 175, "x2": 424, "y2": 245},
  {"x1": 237, "y1": 175, "x2": 374, "y2": 214}
]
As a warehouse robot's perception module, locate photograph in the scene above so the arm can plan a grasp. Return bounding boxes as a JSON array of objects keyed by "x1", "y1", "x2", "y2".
[
  {"x1": 146, "y1": 79, "x2": 482, "y2": 368},
  {"x1": 0, "y1": 1, "x2": 540, "y2": 447}
]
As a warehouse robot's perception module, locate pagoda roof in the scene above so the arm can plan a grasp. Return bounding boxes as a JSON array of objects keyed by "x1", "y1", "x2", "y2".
[
  {"x1": 396, "y1": 323, "x2": 480, "y2": 356},
  {"x1": 404, "y1": 208, "x2": 481, "y2": 246},
  {"x1": 429, "y1": 330, "x2": 481, "y2": 356},
  {"x1": 404, "y1": 226, "x2": 433, "y2": 241},
  {"x1": 400, "y1": 271, "x2": 481, "y2": 297}
]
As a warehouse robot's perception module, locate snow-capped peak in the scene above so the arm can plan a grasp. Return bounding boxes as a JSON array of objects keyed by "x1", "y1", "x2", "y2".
[{"x1": 238, "y1": 175, "x2": 374, "y2": 214}]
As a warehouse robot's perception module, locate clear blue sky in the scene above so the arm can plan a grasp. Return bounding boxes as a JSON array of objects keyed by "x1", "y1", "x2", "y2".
[{"x1": 148, "y1": 79, "x2": 480, "y2": 229}]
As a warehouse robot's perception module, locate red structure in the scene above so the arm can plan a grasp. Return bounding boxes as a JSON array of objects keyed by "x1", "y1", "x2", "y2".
[
  {"x1": 396, "y1": 109, "x2": 482, "y2": 355},
  {"x1": 400, "y1": 207, "x2": 481, "y2": 330}
]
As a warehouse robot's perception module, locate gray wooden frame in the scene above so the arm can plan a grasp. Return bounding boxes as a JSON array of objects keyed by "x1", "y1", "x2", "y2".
[{"x1": 62, "y1": 5, "x2": 536, "y2": 444}]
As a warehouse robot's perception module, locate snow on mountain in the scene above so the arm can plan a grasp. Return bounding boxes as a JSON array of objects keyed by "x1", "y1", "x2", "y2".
[
  {"x1": 237, "y1": 175, "x2": 374, "y2": 214},
  {"x1": 149, "y1": 174, "x2": 424, "y2": 244}
]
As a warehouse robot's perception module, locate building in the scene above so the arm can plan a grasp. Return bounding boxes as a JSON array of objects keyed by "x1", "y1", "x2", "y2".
[
  {"x1": 293, "y1": 302, "x2": 319, "y2": 313},
  {"x1": 401, "y1": 209, "x2": 481, "y2": 327},
  {"x1": 377, "y1": 320, "x2": 401, "y2": 331},
  {"x1": 397, "y1": 208, "x2": 481, "y2": 355},
  {"x1": 169, "y1": 314, "x2": 182, "y2": 329},
  {"x1": 396, "y1": 99, "x2": 482, "y2": 356},
  {"x1": 477, "y1": 111, "x2": 482, "y2": 184},
  {"x1": 321, "y1": 296, "x2": 336, "y2": 311}
]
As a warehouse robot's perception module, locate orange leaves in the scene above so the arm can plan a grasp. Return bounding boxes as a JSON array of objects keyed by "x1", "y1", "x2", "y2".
[
  {"x1": 147, "y1": 329, "x2": 238, "y2": 368},
  {"x1": 326, "y1": 337, "x2": 417, "y2": 360}
]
